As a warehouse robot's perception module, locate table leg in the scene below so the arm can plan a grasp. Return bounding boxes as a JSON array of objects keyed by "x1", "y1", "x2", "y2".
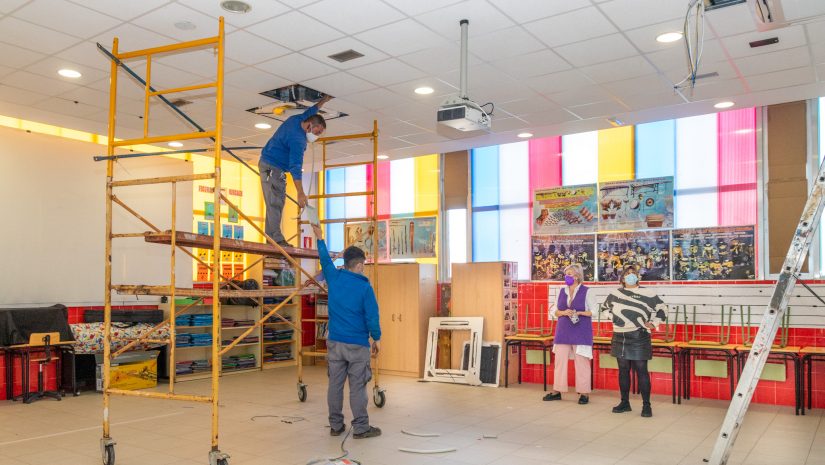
[
  {"x1": 504, "y1": 342, "x2": 510, "y2": 388},
  {"x1": 728, "y1": 353, "x2": 734, "y2": 398},
  {"x1": 807, "y1": 355, "x2": 813, "y2": 411},
  {"x1": 517, "y1": 343, "x2": 523, "y2": 385},
  {"x1": 670, "y1": 349, "x2": 676, "y2": 405},
  {"x1": 543, "y1": 346, "x2": 547, "y2": 392},
  {"x1": 5, "y1": 351, "x2": 11, "y2": 401}
]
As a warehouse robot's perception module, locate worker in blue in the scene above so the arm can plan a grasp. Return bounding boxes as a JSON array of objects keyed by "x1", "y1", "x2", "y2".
[
  {"x1": 259, "y1": 95, "x2": 332, "y2": 247},
  {"x1": 311, "y1": 223, "x2": 382, "y2": 439}
]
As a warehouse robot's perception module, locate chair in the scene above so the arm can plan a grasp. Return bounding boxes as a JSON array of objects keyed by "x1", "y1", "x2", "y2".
[
  {"x1": 678, "y1": 305, "x2": 739, "y2": 401},
  {"x1": 11, "y1": 332, "x2": 65, "y2": 403}
]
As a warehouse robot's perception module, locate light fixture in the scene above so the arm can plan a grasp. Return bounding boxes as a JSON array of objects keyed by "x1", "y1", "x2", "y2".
[
  {"x1": 174, "y1": 21, "x2": 196, "y2": 31},
  {"x1": 221, "y1": 0, "x2": 251, "y2": 13},
  {"x1": 714, "y1": 101, "x2": 735, "y2": 109},
  {"x1": 254, "y1": 122, "x2": 272, "y2": 129},
  {"x1": 377, "y1": 154, "x2": 389, "y2": 160},
  {"x1": 414, "y1": 86, "x2": 434, "y2": 95},
  {"x1": 656, "y1": 32, "x2": 683, "y2": 43},
  {"x1": 517, "y1": 132, "x2": 533, "y2": 138},
  {"x1": 168, "y1": 141, "x2": 183, "y2": 148},
  {"x1": 57, "y1": 69, "x2": 81, "y2": 78}
]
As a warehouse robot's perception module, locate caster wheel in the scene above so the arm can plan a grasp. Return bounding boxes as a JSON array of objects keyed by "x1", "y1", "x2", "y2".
[
  {"x1": 102, "y1": 444, "x2": 115, "y2": 465},
  {"x1": 298, "y1": 384, "x2": 307, "y2": 402},
  {"x1": 373, "y1": 389, "x2": 386, "y2": 408},
  {"x1": 217, "y1": 459, "x2": 229, "y2": 465}
]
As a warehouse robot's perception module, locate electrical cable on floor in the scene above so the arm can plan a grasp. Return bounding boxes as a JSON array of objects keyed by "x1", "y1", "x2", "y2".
[
  {"x1": 398, "y1": 447, "x2": 457, "y2": 454},
  {"x1": 249, "y1": 415, "x2": 306, "y2": 424},
  {"x1": 305, "y1": 427, "x2": 361, "y2": 465},
  {"x1": 401, "y1": 429, "x2": 440, "y2": 437}
]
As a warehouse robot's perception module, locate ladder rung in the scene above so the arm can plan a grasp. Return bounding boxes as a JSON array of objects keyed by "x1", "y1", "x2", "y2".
[
  {"x1": 149, "y1": 82, "x2": 217, "y2": 97},
  {"x1": 111, "y1": 232, "x2": 150, "y2": 238},
  {"x1": 299, "y1": 216, "x2": 374, "y2": 225},
  {"x1": 318, "y1": 131, "x2": 376, "y2": 143},
  {"x1": 324, "y1": 160, "x2": 375, "y2": 169},
  {"x1": 308, "y1": 191, "x2": 373, "y2": 199},
  {"x1": 111, "y1": 172, "x2": 215, "y2": 187},
  {"x1": 116, "y1": 36, "x2": 220, "y2": 60},
  {"x1": 111, "y1": 131, "x2": 216, "y2": 147}
]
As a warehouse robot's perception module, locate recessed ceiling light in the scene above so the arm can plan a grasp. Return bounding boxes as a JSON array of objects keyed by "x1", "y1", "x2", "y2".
[
  {"x1": 174, "y1": 21, "x2": 196, "y2": 31},
  {"x1": 656, "y1": 32, "x2": 683, "y2": 43},
  {"x1": 377, "y1": 154, "x2": 389, "y2": 160},
  {"x1": 414, "y1": 86, "x2": 434, "y2": 95},
  {"x1": 58, "y1": 69, "x2": 81, "y2": 78},
  {"x1": 714, "y1": 101, "x2": 735, "y2": 109},
  {"x1": 168, "y1": 141, "x2": 183, "y2": 148},
  {"x1": 221, "y1": 0, "x2": 251, "y2": 13},
  {"x1": 517, "y1": 132, "x2": 533, "y2": 138},
  {"x1": 254, "y1": 122, "x2": 272, "y2": 129}
]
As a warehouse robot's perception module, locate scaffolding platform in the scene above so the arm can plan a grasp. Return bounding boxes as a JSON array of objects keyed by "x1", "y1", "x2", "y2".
[
  {"x1": 144, "y1": 231, "x2": 320, "y2": 259},
  {"x1": 112, "y1": 284, "x2": 318, "y2": 298}
]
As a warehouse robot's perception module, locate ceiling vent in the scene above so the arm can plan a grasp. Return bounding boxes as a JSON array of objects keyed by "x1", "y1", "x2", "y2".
[
  {"x1": 246, "y1": 84, "x2": 347, "y2": 122},
  {"x1": 703, "y1": 0, "x2": 746, "y2": 11},
  {"x1": 170, "y1": 98, "x2": 192, "y2": 107},
  {"x1": 328, "y1": 49, "x2": 364, "y2": 63}
]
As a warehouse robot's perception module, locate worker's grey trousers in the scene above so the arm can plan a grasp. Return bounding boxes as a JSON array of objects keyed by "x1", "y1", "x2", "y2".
[
  {"x1": 259, "y1": 160, "x2": 286, "y2": 243},
  {"x1": 327, "y1": 340, "x2": 372, "y2": 434}
]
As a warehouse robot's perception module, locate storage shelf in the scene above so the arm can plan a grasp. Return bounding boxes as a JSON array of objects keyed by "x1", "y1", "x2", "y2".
[
  {"x1": 221, "y1": 342, "x2": 259, "y2": 348},
  {"x1": 263, "y1": 340, "x2": 293, "y2": 346},
  {"x1": 262, "y1": 359, "x2": 295, "y2": 368},
  {"x1": 264, "y1": 322, "x2": 292, "y2": 326},
  {"x1": 221, "y1": 325, "x2": 256, "y2": 330},
  {"x1": 175, "y1": 345, "x2": 213, "y2": 350},
  {"x1": 303, "y1": 350, "x2": 327, "y2": 357},
  {"x1": 175, "y1": 325, "x2": 212, "y2": 329},
  {"x1": 222, "y1": 367, "x2": 260, "y2": 376},
  {"x1": 304, "y1": 318, "x2": 328, "y2": 322},
  {"x1": 175, "y1": 372, "x2": 212, "y2": 382}
]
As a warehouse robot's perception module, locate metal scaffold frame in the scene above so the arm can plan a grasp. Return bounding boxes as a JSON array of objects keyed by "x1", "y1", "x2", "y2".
[{"x1": 98, "y1": 17, "x2": 329, "y2": 465}]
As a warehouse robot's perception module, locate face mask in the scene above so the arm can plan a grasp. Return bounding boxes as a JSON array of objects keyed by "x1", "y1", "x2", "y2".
[
  {"x1": 306, "y1": 130, "x2": 319, "y2": 143},
  {"x1": 564, "y1": 275, "x2": 576, "y2": 286},
  {"x1": 624, "y1": 274, "x2": 639, "y2": 286}
]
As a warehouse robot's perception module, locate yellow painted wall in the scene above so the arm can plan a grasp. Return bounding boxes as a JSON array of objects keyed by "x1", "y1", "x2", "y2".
[
  {"x1": 414, "y1": 154, "x2": 439, "y2": 265},
  {"x1": 597, "y1": 126, "x2": 635, "y2": 182}
]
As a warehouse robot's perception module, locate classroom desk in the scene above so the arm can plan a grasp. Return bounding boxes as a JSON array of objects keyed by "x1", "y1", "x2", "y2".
[{"x1": 504, "y1": 335, "x2": 554, "y2": 391}]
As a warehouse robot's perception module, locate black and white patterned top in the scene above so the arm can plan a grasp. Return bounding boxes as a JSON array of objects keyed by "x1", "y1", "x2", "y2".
[{"x1": 599, "y1": 287, "x2": 668, "y2": 334}]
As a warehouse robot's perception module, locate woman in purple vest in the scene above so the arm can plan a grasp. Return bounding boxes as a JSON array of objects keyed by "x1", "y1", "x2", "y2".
[{"x1": 543, "y1": 263, "x2": 596, "y2": 404}]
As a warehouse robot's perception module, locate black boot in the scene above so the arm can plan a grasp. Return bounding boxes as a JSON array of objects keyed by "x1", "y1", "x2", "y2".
[
  {"x1": 641, "y1": 403, "x2": 652, "y2": 418},
  {"x1": 612, "y1": 400, "x2": 632, "y2": 413}
]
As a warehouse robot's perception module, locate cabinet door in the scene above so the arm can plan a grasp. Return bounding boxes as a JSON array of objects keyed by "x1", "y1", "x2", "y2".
[{"x1": 373, "y1": 265, "x2": 412, "y2": 374}]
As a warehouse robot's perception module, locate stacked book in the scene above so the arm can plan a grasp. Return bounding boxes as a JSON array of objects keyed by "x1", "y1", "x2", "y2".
[
  {"x1": 191, "y1": 359, "x2": 210, "y2": 372},
  {"x1": 233, "y1": 319, "x2": 255, "y2": 327},
  {"x1": 221, "y1": 318, "x2": 236, "y2": 328},
  {"x1": 175, "y1": 314, "x2": 213, "y2": 327},
  {"x1": 266, "y1": 314, "x2": 292, "y2": 323},
  {"x1": 316, "y1": 321, "x2": 329, "y2": 340},
  {"x1": 316, "y1": 300, "x2": 329, "y2": 317},
  {"x1": 263, "y1": 328, "x2": 294, "y2": 342},
  {"x1": 222, "y1": 353, "x2": 256, "y2": 371},
  {"x1": 264, "y1": 344, "x2": 292, "y2": 363},
  {"x1": 221, "y1": 335, "x2": 260, "y2": 346},
  {"x1": 175, "y1": 361, "x2": 194, "y2": 375},
  {"x1": 179, "y1": 333, "x2": 212, "y2": 347},
  {"x1": 176, "y1": 333, "x2": 194, "y2": 347}
]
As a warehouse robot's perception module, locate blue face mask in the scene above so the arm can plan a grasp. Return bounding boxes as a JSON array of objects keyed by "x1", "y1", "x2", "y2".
[
  {"x1": 564, "y1": 275, "x2": 576, "y2": 286},
  {"x1": 624, "y1": 274, "x2": 639, "y2": 286}
]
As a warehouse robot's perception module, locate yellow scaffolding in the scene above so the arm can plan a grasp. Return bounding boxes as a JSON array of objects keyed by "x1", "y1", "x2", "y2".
[{"x1": 99, "y1": 18, "x2": 325, "y2": 465}]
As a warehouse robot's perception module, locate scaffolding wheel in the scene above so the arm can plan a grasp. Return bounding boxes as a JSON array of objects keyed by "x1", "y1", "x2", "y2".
[
  {"x1": 373, "y1": 387, "x2": 386, "y2": 408},
  {"x1": 208, "y1": 450, "x2": 230, "y2": 465},
  {"x1": 298, "y1": 383, "x2": 308, "y2": 402},
  {"x1": 100, "y1": 439, "x2": 116, "y2": 465}
]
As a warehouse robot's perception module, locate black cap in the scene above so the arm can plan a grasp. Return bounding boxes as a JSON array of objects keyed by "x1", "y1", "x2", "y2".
[{"x1": 460, "y1": 19, "x2": 469, "y2": 25}]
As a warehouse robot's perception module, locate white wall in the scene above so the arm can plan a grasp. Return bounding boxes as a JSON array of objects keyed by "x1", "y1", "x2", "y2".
[{"x1": 0, "y1": 126, "x2": 193, "y2": 307}]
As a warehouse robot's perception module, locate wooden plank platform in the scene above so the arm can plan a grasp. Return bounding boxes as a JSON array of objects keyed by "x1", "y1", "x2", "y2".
[
  {"x1": 144, "y1": 231, "x2": 320, "y2": 259},
  {"x1": 113, "y1": 285, "x2": 319, "y2": 298}
]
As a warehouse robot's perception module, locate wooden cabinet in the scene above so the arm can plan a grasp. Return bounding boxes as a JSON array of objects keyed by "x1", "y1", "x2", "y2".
[{"x1": 367, "y1": 263, "x2": 436, "y2": 378}]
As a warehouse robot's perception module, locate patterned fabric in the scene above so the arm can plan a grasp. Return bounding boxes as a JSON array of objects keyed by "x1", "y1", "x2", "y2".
[
  {"x1": 600, "y1": 287, "x2": 667, "y2": 334},
  {"x1": 70, "y1": 323, "x2": 170, "y2": 354}
]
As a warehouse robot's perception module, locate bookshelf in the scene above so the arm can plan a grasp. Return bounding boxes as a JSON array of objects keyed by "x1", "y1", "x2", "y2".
[{"x1": 260, "y1": 258, "x2": 300, "y2": 369}]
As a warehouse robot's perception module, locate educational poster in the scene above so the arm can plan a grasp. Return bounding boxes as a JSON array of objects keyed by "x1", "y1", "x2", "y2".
[
  {"x1": 233, "y1": 225, "x2": 244, "y2": 240},
  {"x1": 531, "y1": 235, "x2": 596, "y2": 281},
  {"x1": 671, "y1": 225, "x2": 756, "y2": 280},
  {"x1": 503, "y1": 262, "x2": 519, "y2": 336},
  {"x1": 204, "y1": 202, "x2": 215, "y2": 220},
  {"x1": 598, "y1": 176, "x2": 674, "y2": 231},
  {"x1": 221, "y1": 224, "x2": 233, "y2": 239},
  {"x1": 228, "y1": 207, "x2": 239, "y2": 224},
  {"x1": 345, "y1": 221, "x2": 388, "y2": 262},
  {"x1": 389, "y1": 217, "x2": 437, "y2": 259},
  {"x1": 533, "y1": 184, "x2": 598, "y2": 234},
  {"x1": 597, "y1": 230, "x2": 671, "y2": 282},
  {"x1": 197, "y1": 221, "x2": 209, "y2": 235}
]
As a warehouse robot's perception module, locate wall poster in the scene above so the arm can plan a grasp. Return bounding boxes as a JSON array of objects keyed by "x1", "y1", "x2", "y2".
[
  {"x1": 597, "y1": 230, "x2": 671, "y2": 282},
  {"x1": 533, "y1": 184, "x2": 598, "y2": 235},
  {"x1": 531, "y1": 235, "x2": 596, "y2": 281},
  {"x1": 598, "y1": 176, "x2": 674, "y2": 231},
  {"x1": 389, "y1": 217, "x2": 437, "y2": 259},
  {"x1": 671, "y1": 225, "x2": 756, "y2": 280},
  {"x1": 344, "y1": 221, "x2": 388, "y2": 262}
]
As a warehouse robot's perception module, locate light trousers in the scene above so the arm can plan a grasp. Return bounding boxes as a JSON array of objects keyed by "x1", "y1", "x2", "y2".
[{"x1": 552, "y1": 344, "x2": 592, "y2": 394}]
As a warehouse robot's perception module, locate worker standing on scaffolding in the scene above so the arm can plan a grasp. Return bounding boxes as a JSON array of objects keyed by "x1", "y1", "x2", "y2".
[
  {"x1": 259, "y1": 94, "x2": 332, "y2": 247},
  {"x1": 311, "y1": 223, "x2": 382, "y2": 439}
]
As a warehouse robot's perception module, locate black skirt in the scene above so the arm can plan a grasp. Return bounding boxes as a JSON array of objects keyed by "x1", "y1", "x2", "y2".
[{"x1": 610, "y1": 329, "x2": 652, "y2": 360}]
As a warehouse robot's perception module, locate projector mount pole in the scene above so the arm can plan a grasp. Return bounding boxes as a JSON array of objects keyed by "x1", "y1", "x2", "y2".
[{"x1": 459, "y1": 19, "x2": 469, "y2": 101}]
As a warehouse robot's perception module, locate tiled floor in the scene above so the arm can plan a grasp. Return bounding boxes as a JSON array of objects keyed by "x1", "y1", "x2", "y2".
[{"x1": 0, "y1": 366, "x2": 822, "y2": 465}]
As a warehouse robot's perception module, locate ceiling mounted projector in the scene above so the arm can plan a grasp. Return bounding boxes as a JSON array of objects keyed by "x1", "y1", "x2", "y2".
[{"x1": 437, "y1": 19, "x2": 492, "y2": 132}]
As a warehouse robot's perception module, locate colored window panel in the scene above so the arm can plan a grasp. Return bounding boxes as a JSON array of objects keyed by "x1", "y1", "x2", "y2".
[
  {"x1": 472, "y1": 209, "x2": 500, "y2": 262},
  {"x1": 471, "y1": 145, "x2": 500, "y2": 207},
  {"x1": 499, "y1": 206, "x2": 531, "y2": 279},
  {"x1": 391, "y1": 158, "x2": 415, "y2": 215},
  {"x1": 717, "y1": 108, "x2": 757, "y2": 226},
  {"x1": 597, "y1": 126, "x2": 635, "y2": 182},
  {"x1": 499, "y1": 141, "x2": 530, "y2": 206},
  {"x1": 562, "y1": 131, "x2": 598, "y2": 186},
  {"x1": 635, "y1": 119, "x2": 676, "y2": 179},
  {"x1": 675, "y1": 114, "x2": 719, "y2": 228},
  {"x1": 414, "y1": 154, "x2": 439, "y2": 214}
]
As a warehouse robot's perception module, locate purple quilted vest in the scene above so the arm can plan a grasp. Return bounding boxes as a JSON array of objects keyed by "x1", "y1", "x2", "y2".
[{"x1": 554, "y1": 285, "x2": 593, "y2": 346}]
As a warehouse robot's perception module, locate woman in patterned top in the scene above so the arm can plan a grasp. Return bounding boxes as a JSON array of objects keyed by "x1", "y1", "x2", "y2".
[{"x1": 600, "y1": 265, "x2": 667, "y2": 418}]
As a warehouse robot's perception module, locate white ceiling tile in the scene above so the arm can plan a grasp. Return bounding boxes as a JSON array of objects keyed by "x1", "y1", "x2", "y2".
[
  {"x1": 277, "y1": 0, "x2": 318, "y2": 8},
  {"x1": 597, "y1": 0, "x2": 684, "y2": 30},
  {"x1": 24, "y1": 57, "x2": 108, "y2": 85},
  {"x1": 720, "y1": 25, "x2": 807, "y2": 58},
  {"x1": 687, "y1": 79, "x2": 747, "y2": 100},
  {"x1": 397, "y1": 132, "x2": 449, "y2": 145},
  {"x1": 153, "y1": 48, "x2": 244, "y2": 79},
  {"x1": 487, "y1": 0, "x2": 591, "y2": 23},
  {"x1": 566, "y1": 99, "x2": 627, "y2": 119},
  {"x1": 3, "y1": 70, "x2": 79, "y2": 96},
  {"x1": 580, "y1": 55, "x2": 657, "y2": 84},
  {"x1": 226, "y1": 30, "x2": 290, "y2": 66},
  {"x1": 387, "y1": 79, "x2": 457, "y2": 101},
  {"x1": 521, "y1": 107, "x2": 576, "y2": 125},
  {"x1": 817, "y1": 63, "x2": 825, "y2": 81},
  {"x1": 497, "y1": 96, "x2": 558, "y2": 116},
  {"x1": 56, "y1": 84, "x2": 111, "y2": 109},
  {"x1": 380, "y1": 0, "x2": 463, "y2": 16},
  {"x1": 376, "y1": 137, "x2": 415, "y2": 151},
  {"x1": 0, "y1": 40, "x2": 46, "y2": 68},
  {"x1": 300, "y1": 37, "x2": 390, "y2": 70},
  {"x1": 92, "y1": 23, "x2": 176, "y2": 55},
  {"x1": 377, "y1": 100, "x2": 433, "y2": 122},
  {"x1": 526, "y1": 69, "x2": 595, "y2": 94},
  {"x1": 704, "y1": 3, "x2": 757, "y2": 38},
  {"x1": 644, "y1": 39, "x2": 726, "y2": 72},
  {"x1": 554, "y1": 34, "x2": 638, "y2": 67},
  {"x1": 489, "y1": 116, "x2": 530, "y2": 132},
  {"x1": 246, "y1": 11, "x2": 344, "y2": 51},
  {"x1": 343, "y1": 87, "x2": 407, "y2": 110},
  {"x1": 355, "y1": 19, "x2": 450, "y2": 57},
  {"x1": 225, "y1": 67, "x2": 290, "y2": 93},
  {"x1": 735, "y1": 46, "x2": 811, "y2": 76},
  {"x1": 0, "y1": 84, "x2": 49, "y2": 105},
  {"x1": 68, "y1": 0, "x2": 168, "y2": 21},
  {"x1": 58, "y1": 42, "x2": 115, "y2": 72},
  {"x1": 745, "y1": 66, "x2": 815, "y2": 92},
  {"x1": 13, "y1": 0, "x2": 121, "y2": 39},
  {"x1": 524, "y1": 6, "x2": 617, "y2": 48},
  {"x1": 415, "y1": 0, "x2": 515, "y2": 40},
  {"x1": 301, "y1": 73, "x2": 377, "y2": 97},
  {"x1": 0, "y1": 0, "x2": 28, "y2": 14},
  {"x1": 326, "y1": 98, "x2": 367, "y2": 118},
  {"x1": 470, "y1": 26, "x2": 545, "y2": 62},
  {"x1": 602, "y1": 74, "x2": 673, "y2": 98},
  {"x1": 662, "y1": 60, "x2": 739, "y2": 84},
  {"x1": 132, "y1": 3, "x2": 233, "y2": 42},
  {"x1": 302, "y1": 0, "x2": 404, "y2": 34},
  {"x1": 381, "y1": 120, "x2": 428, "y2": 137},
  {"x1": 396, "y1": 44, "x2": 481, "y2": 75},
  {"x1": 619, "y1": 91, "x2": 685, "y2": 111},
  {"x1": 222, "y1": 86, "x2": 274, "y2": 111},
  {"x1": 0, "y1": 64, "x2": 14, "y2": 79},
  {"x1": 491, "y1": 49, "x2": 571, "y2": 78},
  {"x1": 177, "y1": 0, "x2": 290, "y2": 28},
  {"x1": 31, "y1": 96, "x2": 101, "y2": 118},
  {"x1": 806, "y1": 19, "x2": 825, "y2": 44},
  {"x1": 348, "y1": 59, "x2": 425, "y2": 87},
  {"x1": 0, "y1": 16, "x2": 80, "y2": 54},
  {"x1": 623, "y1": 18, "x2": 686, "y2": 54},
  {"x1": 550, "y1": 85, "x2": 613, "y2": 107},
  {"x1": 255, "y1": 53, "x2": 336, "y2": 82},
  {"x1": 813, "y1": 42, "x2": 825, "y2": 65}
]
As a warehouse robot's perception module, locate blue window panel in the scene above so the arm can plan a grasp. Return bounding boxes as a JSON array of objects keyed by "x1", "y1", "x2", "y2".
[
  {"x1": 636, "y1": 119, "x2": 676, "y2": 178},
  {"x1": 325, "y1": 168, "x2": 346, "y2": 220},
  {"x1": 471, "y1": 145, "x2": 499, "y2": 208},
  {"x1": 472, "y1": 209, "x2": 500, "y2": 262},
  {"x1": 327, "y1": 222, "x2": 344, "y2": 255}
]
